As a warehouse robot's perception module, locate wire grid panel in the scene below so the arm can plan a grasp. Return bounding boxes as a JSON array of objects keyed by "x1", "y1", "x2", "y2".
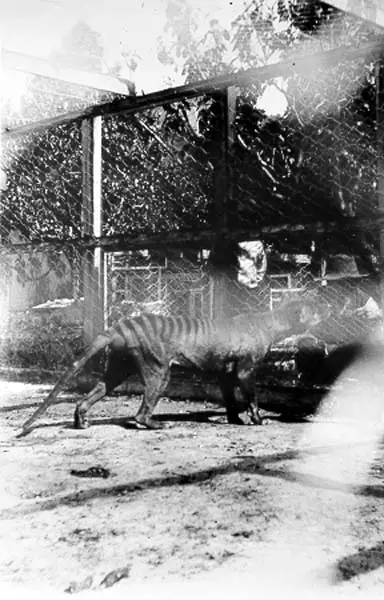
[
  {"x1": 232, "y1": 49, "x2": 379, "y2": 239},
  {"x1": 1, "y1": 122, "x2": 83, "y2": 241},
  {"x1": 106, "y1": 252, "x2": 214, "y2": 323},
  {"x1": 2, "y1": 66, "x2": 122, "y2": 130},
  {"x1": 102, "y1": 103, "x2": 214, "y2": 236},
  {"x1": 106, "y1": 248, "x2": 296, "y2": 324}
]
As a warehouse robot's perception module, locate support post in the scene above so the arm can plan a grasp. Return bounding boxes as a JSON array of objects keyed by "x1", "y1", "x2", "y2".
[
  {"x1": 81, "y1": 116, "x2": 105, "y2": 344},
  {"x1": 211, "y1": 86, "x2": 238, "y2": 319},
  {"x1": 376, "y1": 56, "x2": 384, "y2": 316},
  {"x1": 212, "y1": 86, "x2": 237, "y2": 231}
]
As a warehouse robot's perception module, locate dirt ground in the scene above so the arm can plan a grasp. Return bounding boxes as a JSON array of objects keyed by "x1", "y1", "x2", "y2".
[{"x1": 1, "y1": 381, "x2": 384, "y2": 600}]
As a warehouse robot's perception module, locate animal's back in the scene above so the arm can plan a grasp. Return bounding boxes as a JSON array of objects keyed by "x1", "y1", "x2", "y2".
[
  {"x1": 111, "y1": 310, "x2": 284, "y2": 369},
  {"x1": 113, "y1": 313, "x2": 216, "y2": 359}
]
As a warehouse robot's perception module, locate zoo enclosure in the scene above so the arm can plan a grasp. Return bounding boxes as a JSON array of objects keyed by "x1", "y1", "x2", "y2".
[{"x1": 1, "y1": 27, "x2": 384, "y2": 375}]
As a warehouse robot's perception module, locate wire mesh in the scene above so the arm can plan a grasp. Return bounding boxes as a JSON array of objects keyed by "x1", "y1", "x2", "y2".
[
  {"x1": 102, "y1": 104, "x2": 213, "y2": 235},
  {"x1": 0, "y1": 3, "x2": 383, "y2": 392},
  {"x1": 2, "y1": 66, "x2": 126, "y2": 130}
]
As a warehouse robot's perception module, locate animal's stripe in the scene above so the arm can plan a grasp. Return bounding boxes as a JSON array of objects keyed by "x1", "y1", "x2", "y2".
[
  {"x1": 175, "y1": 316, "x2": 183, "y2": 339},
  {"x1": 113, "y1": 311, "x2": 292, "y2": 355},
  {"x1": 183, "y1": 315, "x2": 192, "y2": 338},
  {"x1": 141, "y1": 314, "x2": 158, "y2": 342},
  {"x1": 200, "y1": 317, "x2": 209, "y2": 340},
  {"x1": 168, "y1": 316, "x2": 176, "y2": 339},
  {"x1": 129, "y1": 317, "x2": 149, "y2": 346},
  {"x1": 113, "y1": 320, "x2": 135, "y2": 346},
  {"x1": 113, "y1": 315, "x2": 220, "y2": 350}
]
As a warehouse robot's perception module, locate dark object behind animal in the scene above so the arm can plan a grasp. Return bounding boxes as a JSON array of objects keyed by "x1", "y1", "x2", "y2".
[
  {"x1": 20, "y1": 300, "x2": 316, "y2": 436},
  {"x1": 296, "y1": 340, "x2": 367, "y2": 387}
]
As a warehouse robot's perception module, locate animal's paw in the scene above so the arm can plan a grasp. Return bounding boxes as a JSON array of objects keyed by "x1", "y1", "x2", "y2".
[
  {"x1": 250, "y1": 415, "x2": 263, "y2": 426},
  {"x1": 65, "y1": 575, "x2": 94, "y2": 594},
  {"x1": 74, "y1": 408, "x2": 89, "y2": 429},
  {"x1": 99, "y1": 566, "x2": 131, "y2": 588},
  {"x1": 234, "y1": 410, "x2": 263, "y2": 426},
  {"x1": 248, "y1": 411, "x2": 263, "y2": 425},
  {"x1": 227, "y1": 411, "x2": 258, "y2": 426},
  {"x1": 134, "y1": 417, "x2": 164, "y2": 430},
  {"x1": 227, "y1": 413, "x2": 246, "y2": 425}
]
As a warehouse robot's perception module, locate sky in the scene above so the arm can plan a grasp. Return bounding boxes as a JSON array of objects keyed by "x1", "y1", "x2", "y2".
[
  {"x1": 1, "y1": 1, "x2": 381, "y2": 122},
  {"x1": 0, "y1": 0, "x2": 244, "y2": 96},
  {"x1": 0, "y1": 0, "x2": 299, "y2": 121}
]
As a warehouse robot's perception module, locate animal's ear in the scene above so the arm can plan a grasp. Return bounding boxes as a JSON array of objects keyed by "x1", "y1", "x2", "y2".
[{"x1": 299, "y1": 304, "x2": 311, "y2": 323}]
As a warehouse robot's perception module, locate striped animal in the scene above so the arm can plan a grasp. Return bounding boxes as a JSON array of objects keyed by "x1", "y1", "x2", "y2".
[{"x1": 20, "y1": 299, "x2": 315, "y2": 435}]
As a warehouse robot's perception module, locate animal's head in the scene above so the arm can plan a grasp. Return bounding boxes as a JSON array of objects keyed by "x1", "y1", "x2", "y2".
[{"x1": 275, "y1": 298, "x2": 321, "y2": 334}]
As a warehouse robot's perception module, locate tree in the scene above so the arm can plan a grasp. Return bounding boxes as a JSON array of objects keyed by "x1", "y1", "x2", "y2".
[{"x1": 52, "y1": 20, "x2": 105, "y2": 72}]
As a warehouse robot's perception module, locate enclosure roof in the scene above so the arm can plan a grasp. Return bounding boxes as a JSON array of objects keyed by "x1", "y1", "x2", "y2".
[
  {"x1": 327, "y1": 1, "x2": 384, "y2": 29},
  {"x1": 0, "y1": 0, "x2": 239, "y2": 95}
]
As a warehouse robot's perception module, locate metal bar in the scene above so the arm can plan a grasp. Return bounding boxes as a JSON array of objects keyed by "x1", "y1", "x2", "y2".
[
  {"x1": 3, "y1": 41, "x2": 382, "y2": 139},
  {"x1": 2, "y1": 216, "x2": 384, "y2": 254}
]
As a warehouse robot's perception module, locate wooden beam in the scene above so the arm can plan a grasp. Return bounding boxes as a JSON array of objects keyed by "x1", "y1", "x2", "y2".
[
  {"x1": 210, "y1": 88, "x2": 237, "y2": 231},
  {"x1": 210, "y1": 87, "x2": 238, "y2": 319},
  {"x1": 2, "y1": 49, "x2": 134, "y2": 96},
  {"x1": 212, "y1": 92, "x2": 228, "y2": 232},
  {"x1": 3, "y1": 41, "x2": 382, "y2": 139},
  {"x1": 1, "y1": 215, "x2": 384, "y2": 256}
]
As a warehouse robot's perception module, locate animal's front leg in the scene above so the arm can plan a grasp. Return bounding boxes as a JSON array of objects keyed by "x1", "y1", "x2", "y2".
[
  {"x1": 246, "y1": 400, "x2": 263, "y2": 425},
  {"x1": 74, "y1": 352, "x2": 131, "y2": 429},
  {"x1": 237, "y1": 361, "x2": 263, "y2": 426},
  {"x1": 219, "y1": 363, "x2": 244, "y2": 425}
]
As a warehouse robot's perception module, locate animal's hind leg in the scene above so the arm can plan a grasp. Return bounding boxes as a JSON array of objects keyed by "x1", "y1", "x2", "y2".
[
  {"x1": 135, "y1": 366, "x2": 170, "y2": 430},
  {"x1": 74, "y1": 353, "x2": 131, "y2": 429},
  {"x1": 74, "y1": 381, "x2": 108, "y2": 429}
]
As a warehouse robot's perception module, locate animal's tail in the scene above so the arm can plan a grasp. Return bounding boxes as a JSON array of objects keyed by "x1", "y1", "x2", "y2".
[{"x1": 19, "y1": 331, "x2": 112, "y2": 437}]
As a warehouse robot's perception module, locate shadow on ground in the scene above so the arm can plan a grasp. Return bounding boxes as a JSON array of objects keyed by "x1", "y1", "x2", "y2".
[
  {"x1": 3, "y1": 439, "x2": 384, "y2": 520},
  {"x1": 333, "y1": 541, "x2": 384, "y2": 582}
]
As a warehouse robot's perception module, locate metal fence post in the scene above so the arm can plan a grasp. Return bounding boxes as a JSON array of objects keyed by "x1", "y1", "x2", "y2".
[
  {"x1": 376, "y1": 55, "x2": 384, "y2": 316},
  {"x1": 81, "y1": 116, "x2": 105, "y2": 344},
  {"x1": 212, "y1": 86, "x2": 237, "y2": 319}
]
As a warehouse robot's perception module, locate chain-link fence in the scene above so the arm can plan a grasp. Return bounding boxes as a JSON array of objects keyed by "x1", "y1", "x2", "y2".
[{"x1": 1, "y1": 6, "x2": 383, "y2": 410}]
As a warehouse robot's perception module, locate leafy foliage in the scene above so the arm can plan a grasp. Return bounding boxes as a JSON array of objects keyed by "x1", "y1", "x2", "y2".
[
  {"x1": 0, "y1": 311, "x2": 85, "y2": 371},
  {"x1": 3, "y1": 123, "x2": 83, "y2": 240},
  {"x1": 102, "y1": 106, "x2": 213, "y2": 234}
]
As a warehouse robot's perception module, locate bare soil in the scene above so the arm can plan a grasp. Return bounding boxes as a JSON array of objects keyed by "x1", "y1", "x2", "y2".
[{"x1": 1, "y1": 381, "x2": 384, "y2": 599}]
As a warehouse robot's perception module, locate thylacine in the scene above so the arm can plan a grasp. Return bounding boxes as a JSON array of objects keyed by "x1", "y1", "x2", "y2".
[{"x1": 21, "y1": 299, "x2": 316, "y2": 436}]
